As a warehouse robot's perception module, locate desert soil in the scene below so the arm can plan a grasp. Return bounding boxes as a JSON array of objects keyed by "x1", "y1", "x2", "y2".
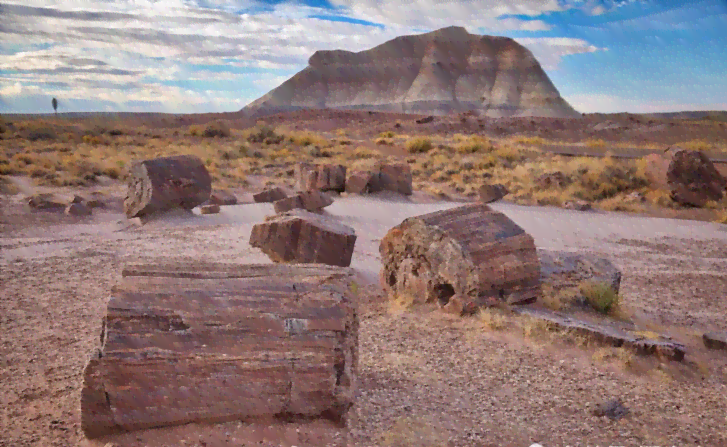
[{"x1": 2, "y1": 186, "x2": 727, "y2": 447}]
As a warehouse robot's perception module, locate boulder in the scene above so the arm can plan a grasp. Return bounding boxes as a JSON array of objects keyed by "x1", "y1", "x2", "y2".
[
  {"x1": 703, "y1": 332, "x2": 727, "y2": 351},
  {"x1": 253, "y1": 186, "x2": 287, "y2": 203},
  {"x1": 379, "y1": 203, "x2": 541, "y2": 312},
  {"x1": 345, "y1": 171, "x2": 378, "y2": 194},
  {"x1": 65, "y1": 202, "x2": 92, "y2": 217},
  {"x1": 26, "y1": 193, "x2": 65, "y2": 210},
  {"x1": 377, "y1": 163, "x2": 413, "y2": 196},
  {"x1": 199, "y1": 204, "x2": 220, "y2": 214},
  {"x1": 250, "y1": 209, "x2": 357, "y2": 267},
  {"x1": 296, "y1": 163, "x2": 346, "y2": 193},
  {"x1": 209, "y1": 190, "x2": 238, "y2": 206},
  {"x1": 479, "y1": 183, "x2": 508, "y2": 203},
  {"x1": 273, "y1": 190, "x2": 333, "y2": 213},
  {"x1": 644, "y1": 147, "x2": 727, "y2": 207},
  {"x1": 123, "y1": 155, "x2": 212, "y2": 219},
  {"x1": 539, "y1": 250, "x2": 622, "y2": 296}
]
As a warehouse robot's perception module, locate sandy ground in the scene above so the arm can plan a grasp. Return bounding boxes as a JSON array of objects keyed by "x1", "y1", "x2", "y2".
[{"x1": 2, "y1": 192, "x2": 727, "y2": 446}]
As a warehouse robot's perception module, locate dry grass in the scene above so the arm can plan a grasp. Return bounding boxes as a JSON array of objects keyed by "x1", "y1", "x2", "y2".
[
  {"x1": 584, "y1": 138, "x2": 607, "y2": 148},
  {"x1": 452, "y1": 134, "x2": 493, "y2": 154},
  {"x1": 579, "y1": 280, "x2": 621, "y2": 315},
  {"x1": 405, "y1": 137, "x2": 433, "y2": 154}
]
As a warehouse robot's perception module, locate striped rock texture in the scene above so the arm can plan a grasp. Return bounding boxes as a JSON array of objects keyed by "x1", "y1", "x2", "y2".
[
  {"x1": 81, "y1": 262, "x2": 358, "y2": 439},
  {"x1": 379, "y1": 203, "x2": 540, "y2": 313}
]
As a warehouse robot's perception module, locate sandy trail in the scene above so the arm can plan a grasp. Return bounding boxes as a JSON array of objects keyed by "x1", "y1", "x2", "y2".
[{"x1": 2, "y1": 195, "x2": 727, "y2": 446}]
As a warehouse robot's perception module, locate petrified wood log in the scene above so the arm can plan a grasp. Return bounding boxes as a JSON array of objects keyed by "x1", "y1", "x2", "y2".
[
  {"x1": 296, "y1": 163, "x2": 346, "y2": 193},
  {"x1": 274, "y1": 190, "x2": 334, "y2": 213},
  {"x1": 377, "y1": 162, "x2": 413, "y2": 196},
  {"x1": 379, "y1": 203, "x2": 540, "y2": 312},
  {"x1": 478, "y1": 183, "x2": 508, "y2": 203},
  {"x1": 253, "y1": 186, "x2": 287, "y2": 203},
  {"x1": 209, "y1": 189, "x2": 238, "y2": 206},
  {"x1": 644, "y1": 146, "x2": 727, "y2": 207},
  {"x1": 250, "y1": 210, "x2": 356, "y2": 267},
  {"x1": 80, "y1": 262, "x2": 358, "y2": 439},
  {"x1": 515, "y1": 307, "x2": 686, "y2": 361},
  {"x1": 123, "y1": 155, "x2": 212, "y2": 218}
]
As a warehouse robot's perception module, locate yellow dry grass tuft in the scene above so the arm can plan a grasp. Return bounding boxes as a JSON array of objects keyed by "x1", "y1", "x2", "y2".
[
  {"x1": 405, "y1": 137, "x2": 433, "y2": 154},
  {"x1": 579, "y1": 280, "x2": 620, "y2": 315}
]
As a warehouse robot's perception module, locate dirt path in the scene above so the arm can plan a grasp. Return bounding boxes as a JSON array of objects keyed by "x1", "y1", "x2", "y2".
[{"x1": 2, "y1": 196, "x2": 727, "y2": 446}]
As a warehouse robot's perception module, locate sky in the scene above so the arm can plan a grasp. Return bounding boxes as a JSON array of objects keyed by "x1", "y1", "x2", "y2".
[{"x1": 0, "y1": 0, "x2": 725, "y2": 114}]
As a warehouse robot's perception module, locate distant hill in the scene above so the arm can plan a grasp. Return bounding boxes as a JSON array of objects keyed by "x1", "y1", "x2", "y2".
[{"x1": 241, "y1": 26, "x2": 581, "y2": 119}]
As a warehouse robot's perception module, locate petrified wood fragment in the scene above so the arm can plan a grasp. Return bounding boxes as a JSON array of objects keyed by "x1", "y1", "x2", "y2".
[
  {"x1": 644, "y1": 146, "x2": 727, "y2": 207},
  {"x1": 274, "y1": 190, "x2": 334, "y2": 213},
  {"x1": 253, "y1": 186, "x2": 287, "y2": 203},
  {"x1": 80, "y1": 262, "x2": 358, "y2": 439},
  {"x1": 296, "y1": 163, "x2": 346, "y2": 193},
  {"x1": 123, "y1": 155, "x2": 212, "y2": 218},
  {"x1": 478, "y1": 183, "x2": 508, "y2": 203},
  {"x1": 209, "y1": 189, "x2": 238, "y2": 206},
  {"x1": 379, "y1": 203, "x2": 540, "y2": 312},
  {"x1": 250, "y1": 209, "x2": 357, "y2": 267}
]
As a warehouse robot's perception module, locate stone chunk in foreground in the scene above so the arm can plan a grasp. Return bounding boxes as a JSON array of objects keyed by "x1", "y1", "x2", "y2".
[
  {"x1": 274, "y1": 190, "x2": 334, "y2": 213},
  {"x1": 379, "y1": 203, "x2": 540, "y2": 312},
  {"x1": 80, "y1": 262, "x2": 358, "y2": 439},
  {"x1": 253, "y1": 186, "x2": 287, "y2": 203},
  {"x1": 250, "y1": 209, "x2": 356, "y2": 267}
]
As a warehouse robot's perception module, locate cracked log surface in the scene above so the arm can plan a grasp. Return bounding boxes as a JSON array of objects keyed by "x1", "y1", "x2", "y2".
[
  {"x1": 379, "y1": 203, "x2": 540, "y2": 311},
  {"x1": 123, "y1": 155, "x2": 212, "y2": 219},
  {"x1": 81, "y1": 262, "x2": 358, "y2": 439}
]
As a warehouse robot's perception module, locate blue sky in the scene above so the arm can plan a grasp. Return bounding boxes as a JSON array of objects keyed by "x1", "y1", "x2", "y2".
[{"x1": 0, "y1": 0, "x2": 725, "y2": 114}]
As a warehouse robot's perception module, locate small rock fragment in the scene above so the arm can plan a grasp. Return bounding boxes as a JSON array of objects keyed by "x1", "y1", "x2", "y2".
[
  {"x1": 199, "y1": 204, "x2": 221, "y2": 215},
  {"x1": 253, "y1": 186, "x2": 287, "y2": 203},
  {"x1": 209, "y1": 190, "x2": 238, "y2": 206},
  {"x1": 479, "y1": 183, "x2": 508, "y2": 203},
  {"x1": 592, "y1": 398, "x2": 629, "y2": 421},
  {"x1": 563, "y1": 200, "x2": 592, "y2": 211},
  {"x1": 65, "y1": 202, "x2": 92, "y2": 216},
  {"x1": 703, "y1": 332, "x2": 727, "y2": 351}
]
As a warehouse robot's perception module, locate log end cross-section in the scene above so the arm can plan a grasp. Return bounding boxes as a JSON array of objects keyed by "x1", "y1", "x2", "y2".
[
  {"x1": 80, "y1": 262, "x2": 358, "y2": 439},
  {"x1": 379, "y1": 203, "x2": 540, "y2": 312}
]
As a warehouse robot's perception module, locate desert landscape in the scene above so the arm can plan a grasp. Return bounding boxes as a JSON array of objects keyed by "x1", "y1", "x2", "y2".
[{"x1": 2, "y1": 21, "x2": 727, "y2": 447}]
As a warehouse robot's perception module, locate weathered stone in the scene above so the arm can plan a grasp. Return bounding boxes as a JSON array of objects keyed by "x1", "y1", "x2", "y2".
[
  {"x1": 644, "y1": 147, "x2": 727, "y2": 207},
  {"x1": 377, "y1": 163, "x2": 413, "y2": 196},
  {"x1": 26, "y1": 193, "x2": 65, "y2": 210},
  {"x1": 563, "y1": 200, "x2": 592, "y2": 211},
  {"x1": 345, "y1": 171, "x2": 377, "y2": 194},
  {"x1": 296, "y1": 163, "x2": 347, "y2": 193},
  {"x1": 479, "y1": 183, "x2": 508, "y2": 203},
  {"x1": 379, "y1": 203, "x2": 541, "y2": 310},
  {"x1": 81, "y1": 262, "x2": 358, "y2": 439},
  {"x1": 539, "y1": 250, "x2": 621, "y2": 297},
  {"x1": 703, "y1": 332, "x2": 727, "y2": 351},
  {"x1": 123, "y1": 155, "x2": 212, "y2": 219},
  {"x1": 535, "y1": 171, "x2": 571, "y2": 189},
  {"x1": 515, "y1": 307, "x2": 686, "y2": 361},
  {"x1": 199, "y1": 204, "x2": 220, "y2": 214},
  {"x1": 593, "y1": 399, "x2": 629, "y2": 421},
  {"x1": 253, "y1": 186, "x2": 287, "y2": 203},
  {"x1": 65, "y1": 202, "x2": 92, "y2": 216},
  {"x1": 209, "y1": 189, "x2": 238, "y2": 206},
  {"x1": 250, "y1": 209, "x2": 357, "y2": 267},
  {"x1": 416, "y1": 116, "x2": 435, "y2": 124},
  {"x1": 274, "y1": 190, "x2": 333, "y2": 213}
]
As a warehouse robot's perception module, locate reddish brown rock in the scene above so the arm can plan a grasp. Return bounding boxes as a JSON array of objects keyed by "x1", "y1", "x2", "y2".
[
  {"x1": 209, "y1": 189, "x2": 238, "y2": 206},
  {"x1": 199, "y1": 204, "x2": 220, "y2": 214},
  {"x1": 377, "y1": 162, "x2": 413, "y2": 196},
  {"x1": 273, "y1": 190, "x2": 333, "y2": 213},
  {"x1": 253, "y1": 186, "x2": 287, "y2": 203},
  {"x1": 703, "y1": 332, "x2": 727, "y2": 351},
  {"x1": 645, "y1": 146, "x2": 727, "y2": 207},
  {"x1": 26, "y1": 193, "x2": 65, "y2": 210},
  {"x1": 296, "y1": 163, "x2": 346, "y2": 193},
  {"x1": 345, "y1": 171, "x2": 377, "y2": 194},
  {"x1": 80, "y1": 262, "x2": 358, "y2": 439},
  {"x1": 379, "y1": 203, "x2": 540, "y2": 311},
  {"x1": 479, "y1": 183, "x2": 508, "y2": 203},
  {"x1": 123, "y1": 155, "x2": 212, "y2": 218},
  {"x1": 65, "y1": 202, "x2": 92, "y2": 216},
  {"x1": 250, "y1": 209, "x2": 357, "y2": 267}
]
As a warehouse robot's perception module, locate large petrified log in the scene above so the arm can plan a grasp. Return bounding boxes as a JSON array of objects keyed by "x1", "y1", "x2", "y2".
[
  {"x1": 344, "y1": 162, "x2": 413, "y2": 196},
  {"x1": 123, "y1": 155, "x2": 212, "y2": 218},
  {"x1": 296, "y1": 163, "x2": 347, "y2": 193},
  {"x1": 379, "y1": 203, "x2": 540, "y2": 312},
  {"x1": 81, "y1": 262, "x2": 358, "y2": 439},
  {"x1": 644, "y1": 146, "x2": 727, "y2": 207},
  {"x1": 274, "y1": 190, "x2": 334, "y2": 213},
  {"x1": 250, "y1": 210, "x2": 357, "y2": 267}
]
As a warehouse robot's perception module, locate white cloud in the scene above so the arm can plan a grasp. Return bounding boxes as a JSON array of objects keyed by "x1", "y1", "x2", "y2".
[
  {"x1": 565, "y1": 93, "x2": 727, "y2": 114},
  {"x1": 514, "y1": 37, "x2": 606, "y2": 69}
]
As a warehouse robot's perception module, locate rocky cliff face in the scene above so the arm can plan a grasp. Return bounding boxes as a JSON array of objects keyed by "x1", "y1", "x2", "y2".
[{"x1": 241, "y1": 26, "x2": 581, "y2": 118}]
